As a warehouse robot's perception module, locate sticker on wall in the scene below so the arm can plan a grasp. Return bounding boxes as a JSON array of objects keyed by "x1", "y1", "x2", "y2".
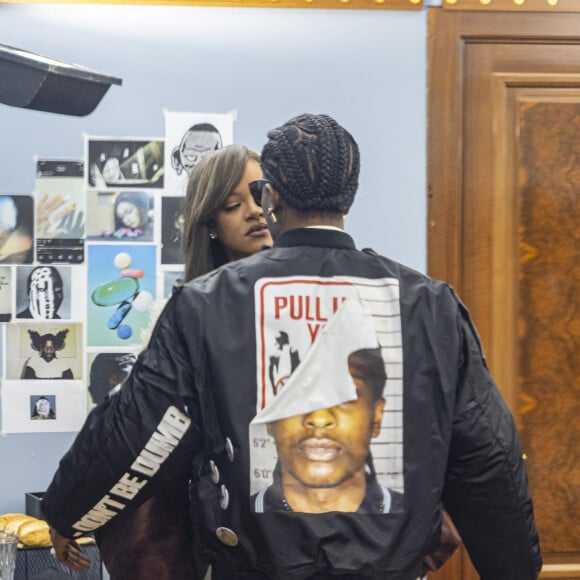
[
  {"x1": 87, "y1": 243, "x2": 156, "y2": 348},
  {"x1": 160, "y1": 196, "x2": 185, "y2": 265},
  {"x1": 86, "y1": 190, "x2": 155, "y2": 242},
  {"x1": 0, "y1": 195, "x2": 34, "y2": 265},
  {"x1": 14, "y1": 265, "x2": 85, "y2": 321},
  {"x1": 0, "y1": 266, "x2": 12, "y2": 322},
  {"x1": 164, "y1": 111, "x2": 234, "y2": 197},
  {"x1": 1, "y1": 380, "x2": 87, "y2": 433},
  {"x1": 87, "y1": 350, "x2": 138, "y2": 407},
  {"x1": 34, "y1": 160, "x2": 86, "y2": 265},
  {"x1": 162, "y1": 270, "x2": 184, "y2": 298},
  {"x1": 86, "y1": 137, "x2": 164, "y2": 191},
  {"x1": 5, "y1": 322, "x2": 83, "y2": 381}
]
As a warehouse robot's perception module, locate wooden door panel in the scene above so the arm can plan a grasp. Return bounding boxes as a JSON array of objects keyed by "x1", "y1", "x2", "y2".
[
  {"x1": 428, "y1": 10, "x2": 580, "y2": 580},
  {"x1": 517, "y1": 99, "x2": 580, "y2": 568}
]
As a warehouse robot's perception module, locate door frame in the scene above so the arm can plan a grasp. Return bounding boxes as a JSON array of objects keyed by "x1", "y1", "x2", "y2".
[{"x1": 427, "y1": 9, "x2": 580, "y2": 580}]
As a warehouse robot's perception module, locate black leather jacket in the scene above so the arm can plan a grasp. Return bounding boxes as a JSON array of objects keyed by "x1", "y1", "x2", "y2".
[{"x1": 43, "y1": 228, "x2": 541, "y2": 580}]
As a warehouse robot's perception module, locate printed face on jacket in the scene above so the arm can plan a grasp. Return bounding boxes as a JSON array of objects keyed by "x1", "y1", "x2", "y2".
[
  {"x1": 266, "y1": 356, "x2": 385, "y2": 510},
  {"x1": 251, "y1": 277, "x2": 405, "y2": 514}
]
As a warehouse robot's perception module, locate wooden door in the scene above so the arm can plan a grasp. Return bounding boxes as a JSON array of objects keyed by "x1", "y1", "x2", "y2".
[{"x1": 428, "y1": 10, "x2": 580, "y2": 580}]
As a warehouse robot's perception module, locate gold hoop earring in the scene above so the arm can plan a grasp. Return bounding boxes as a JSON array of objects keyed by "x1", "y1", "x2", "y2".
[{"x1": 267, "y1": 207, "x2": 277, "y2": 224}]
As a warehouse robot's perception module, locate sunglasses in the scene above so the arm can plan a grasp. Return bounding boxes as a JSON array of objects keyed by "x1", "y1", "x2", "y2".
[{"x1": 248, "y1": 179, "x2": 270, "y2": 207}]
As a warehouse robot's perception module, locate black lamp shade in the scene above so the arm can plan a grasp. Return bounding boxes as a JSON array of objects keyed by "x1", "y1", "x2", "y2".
[{"x1": 0, "y1": 43, "x2": 122, "y2": 116}]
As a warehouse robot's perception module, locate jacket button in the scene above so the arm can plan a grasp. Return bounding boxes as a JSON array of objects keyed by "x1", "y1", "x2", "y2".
[
  {"x1": 225, "y1": 437, "x2": 235, "y2": 462},
  {"x1": 219, "y1": 485, "x2": 230, "y2": 510},
  {"x1": 209, "y1": 459, "x2": 220, "y2": 484},
  {"x1": 215, "y1": 526, "x2": 238, "y2": 547}
]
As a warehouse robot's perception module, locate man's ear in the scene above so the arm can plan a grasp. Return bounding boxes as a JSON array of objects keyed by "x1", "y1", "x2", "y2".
[
  {"x1": 372, "y1": 398, "x2": 386, "y2": 438},
  {"x1": 267, "y1": 187, "x2": 283, "y2": 214}
]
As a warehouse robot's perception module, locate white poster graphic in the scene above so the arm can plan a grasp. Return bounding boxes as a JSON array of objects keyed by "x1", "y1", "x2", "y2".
[
  {"x1": 1, "y1": 380, "x2": 87, "y2": 433},
  {"x1": 250, "y1": 276, "x2": 404, "y2": 514},
  {"x1": 164, "y1": 111, "x2": 234, "y2": 197}
]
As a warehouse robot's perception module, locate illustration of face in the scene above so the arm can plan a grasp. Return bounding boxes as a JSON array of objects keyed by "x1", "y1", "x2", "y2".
[
  {"x1": 40, "y1": 339, "x2": 57, "y2": 362},
  {"x1": 29, "y1": 267, "x2": 63, "y2": 319},
  {"x1": 116, "y1": 200, "x2": 142, "y2": 229},
  {"x1": 267, "y1": 369, "x2": 385, "y2": 491},
  {"x1": 35, "y1": 397, "x2": 51, "y2": 417},
  {"x1": 213, "y1": 159, "x2": 272, "y2": 261},
  {"x1": 172, "y1": 127, "x2": 222, "y2": 175}
]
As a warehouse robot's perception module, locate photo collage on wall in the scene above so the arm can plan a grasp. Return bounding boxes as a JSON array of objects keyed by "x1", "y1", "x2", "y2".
[{"x1": 0, "y1": 111, "x2": 235, "y2": 433}]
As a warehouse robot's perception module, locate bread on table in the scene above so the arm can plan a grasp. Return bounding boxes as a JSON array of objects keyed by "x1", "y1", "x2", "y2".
[
  {"x1": 18, "y1": 518, "x2": 51, "y2": 547},
  {"x1": 0, "y1": 512, "x2": 94, "y2": 547}
]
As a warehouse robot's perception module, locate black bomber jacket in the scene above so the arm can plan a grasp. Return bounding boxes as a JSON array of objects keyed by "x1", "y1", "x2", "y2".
[{"x1": 43, "y1": 228, "x2": 541, "y2": 580}]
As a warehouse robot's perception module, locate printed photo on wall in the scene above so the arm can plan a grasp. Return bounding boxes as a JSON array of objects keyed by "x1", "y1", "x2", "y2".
[
  {"x1": 161, "y1": 196, "x2": 185, "y2": 265},
  {"x1": 14, "y1": 265, "x2": 84, "y2": 321},
  {"x1": 162, "y1": 270, "x2": 184, "y2": 298},
  {"x1": 34, "y1": 160, "x2": 85, "y2": 265},
  {"x1": 0, "y1": 266, "x2": 12, "y2": 322},
  {"x1": 87, "y1": 244, "x2": 156, "y2": 348},
  {"x1": 30, "y1": 394, "x2": 56, "y2": 420},
  {"x1": 1, "y1": 380, "x2": 87, "y2": 433},
  {"x1": 250, "y1": 276, "x2": 404, "y2": 514},
  {"x1": 0, "y1": 323, "x2": 4, "y2": 378},
  {"x1": 87, "y1": 350, "x2": 138, "y2": 406},
  {"x1": 5, "y1": 322, "x2": 83, "y2": 381},
  {"x1": 86, "y1": 190, "x2": 155, "y2": 242},
  {"x1": 15, "y1": 265, "x2": 69, "y2": 320},
  {"x1": 0, "y1": 195, "x2": 34, "y2": 265},
  {"x1": 86, "y1": 137, "x2": 164, "y2": 190},
  {"x1": 164, "y1": 111, "x2": 234, "y2": 196}
]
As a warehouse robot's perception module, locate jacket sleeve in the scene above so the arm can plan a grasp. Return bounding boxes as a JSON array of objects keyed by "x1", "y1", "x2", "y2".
[
  {"x1": 442, "y1": 292, "x2": 542, "y2": 580},
  {"x1": 42, "y1": 291, "x2": 204, "y2": 539}
]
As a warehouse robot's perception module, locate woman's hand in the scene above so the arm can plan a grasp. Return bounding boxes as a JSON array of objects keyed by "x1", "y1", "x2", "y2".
[{"x1": 50, "y1": 527, "x2": 92, "y2": 572}]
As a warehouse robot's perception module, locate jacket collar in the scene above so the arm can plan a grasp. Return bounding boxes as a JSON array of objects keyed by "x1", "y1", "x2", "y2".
[{"x1": 274, "y1": 227, "x2": 356, "y2": 250}]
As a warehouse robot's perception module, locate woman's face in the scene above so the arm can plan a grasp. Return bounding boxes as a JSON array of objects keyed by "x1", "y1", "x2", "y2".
[
  {"x1": 116, "y1": 200, "x2": 142, "y2": 229},
  {"x1": 213, "y1": 159, "x2": 273, "y2": 262}
]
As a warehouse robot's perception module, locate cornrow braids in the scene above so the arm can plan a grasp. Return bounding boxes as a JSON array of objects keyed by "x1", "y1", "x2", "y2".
[{"x1": 261, "y1": 114, "x2": 360, "y2": 213}]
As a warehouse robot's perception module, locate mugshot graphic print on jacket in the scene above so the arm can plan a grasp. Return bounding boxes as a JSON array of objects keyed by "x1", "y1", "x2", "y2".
[{"x1": 251, "y1": 276, "x2": 403, "y2": 515}]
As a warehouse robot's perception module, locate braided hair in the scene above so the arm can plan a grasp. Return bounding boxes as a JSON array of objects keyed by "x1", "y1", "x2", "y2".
[{"x1": 261, "y1": 114, "x2": 360, "y2": 213}]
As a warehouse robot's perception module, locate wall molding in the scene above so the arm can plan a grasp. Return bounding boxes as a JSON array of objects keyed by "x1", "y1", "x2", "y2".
[{"x1": 0, "y1": 0, "x2": 424, "y2": 10}]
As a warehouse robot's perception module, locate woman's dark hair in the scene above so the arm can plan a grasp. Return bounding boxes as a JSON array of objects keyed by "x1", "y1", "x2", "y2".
[
  {"x1": 181, "y1": 144, "x2": 260, "y2": 282},
  {"x1": 261, "y1": 113, "x2": 360, "y2": 214}
]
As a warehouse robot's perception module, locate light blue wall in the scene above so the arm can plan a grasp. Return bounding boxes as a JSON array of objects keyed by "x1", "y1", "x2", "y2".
[{"x1": 0, "y1": 3, "x2": 427, "y2": 514}]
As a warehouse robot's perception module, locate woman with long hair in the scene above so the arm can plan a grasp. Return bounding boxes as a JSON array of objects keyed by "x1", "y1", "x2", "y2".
[
  {"x1": 181, "y1": 144, "x2": 271, "y2": 280},
  {"x1": 94, "y1": 144, "x2": 272, "y2": 580}
]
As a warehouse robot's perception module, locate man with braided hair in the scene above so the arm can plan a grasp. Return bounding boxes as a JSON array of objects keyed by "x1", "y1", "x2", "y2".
[{"x1": 44, "y1": 114, "x2": 540, "y2": 580}]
